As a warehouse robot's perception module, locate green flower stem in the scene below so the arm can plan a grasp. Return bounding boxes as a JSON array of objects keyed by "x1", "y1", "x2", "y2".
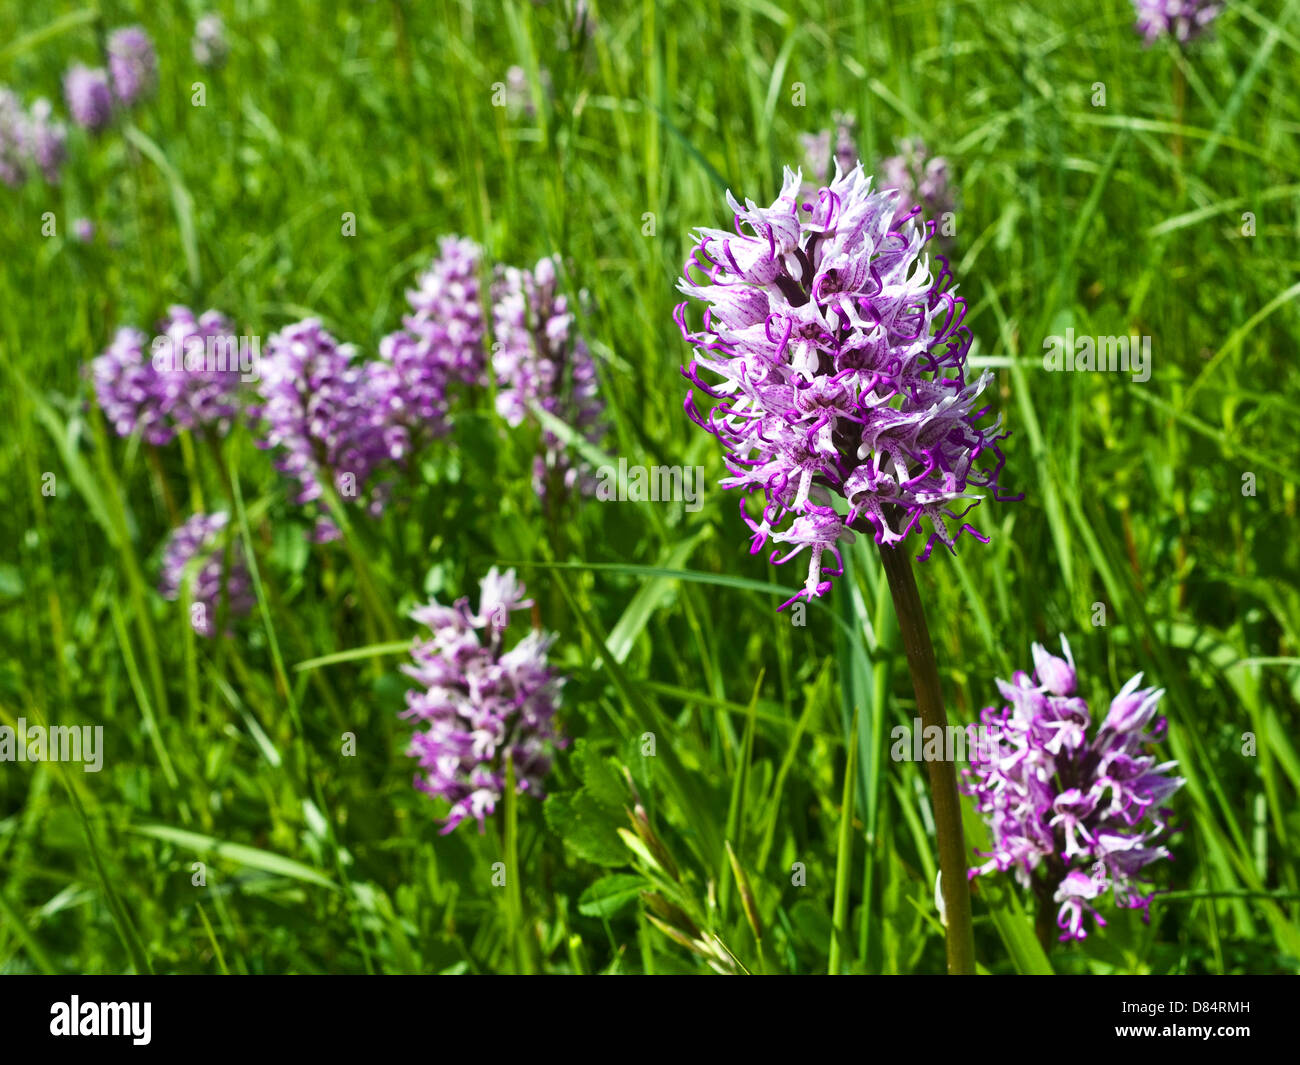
[{"x1": 877, "y1": 541, "x2": 976, "y2": 975}]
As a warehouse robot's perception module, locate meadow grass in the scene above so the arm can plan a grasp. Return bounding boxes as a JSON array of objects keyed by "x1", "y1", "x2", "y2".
[{"x1": 1, "y1": 0, "x2": 1298, "y2": 974}]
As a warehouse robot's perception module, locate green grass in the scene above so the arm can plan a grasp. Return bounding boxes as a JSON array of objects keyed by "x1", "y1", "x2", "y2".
[{"x1": 1, "y1": 0, "x2": 1298, "y2": 974}]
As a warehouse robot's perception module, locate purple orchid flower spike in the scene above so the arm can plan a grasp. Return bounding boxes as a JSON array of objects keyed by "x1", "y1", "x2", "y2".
[
  {"x1": 378, "y1": 235, "x2": 488, "y2": 445},
  {"x1": 158, "y1": 512, "x2": 254, "y2": 637},
  {"x1": 63, "y1": 65, "x2": 113, "y2": 133},
  {"x1": 253, "y1": 319, "x2": 410, "y2": 539},
  {"x1": 26, "y1": 99, "x2": 67, "y2": 184},
  {"x1": 106, "y1": 26, "x2": 158, "y2": 107},
  {"x1": 1132, "y1": 0, "x2": 1223, "y2": 46},
  {"x1": 963, "y1": 637, "x2": 1185, "y2": 943},
  {"x1": 0, "y1": 89, "x2": 29, "y2": 188},
  {"x1": 90, "y1": 307, "x2": 244, "y2": 446},
  {"x1": 401, "y1": 568, "x2": 564, "y2": 834},
  {"x1": 492, "y1": 255, "x2": 607, "y2": 500},
  {"x1": 878, "y1": 138, "x2": 956, "y2": 244},
  {"x1": 676, "y1": 162, "x2": 1014, "y2": 609}
]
